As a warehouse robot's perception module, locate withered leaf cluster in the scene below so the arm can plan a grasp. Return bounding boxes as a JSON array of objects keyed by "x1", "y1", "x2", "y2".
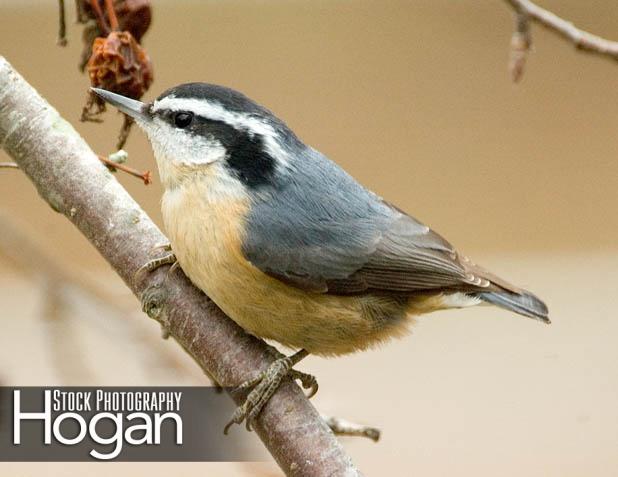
[
  {"x1": 88, "y1": 30, "x2": 153, "y2": 101},
  {"x1": 71, "y1": 0, "x2": 153, "y2": 148},
  {"x1": 83, "y1": 31, "x2": 153, "y2": 118},
  {"x1": 77, "y1": 0, "x2": 152, "y2": 71}
]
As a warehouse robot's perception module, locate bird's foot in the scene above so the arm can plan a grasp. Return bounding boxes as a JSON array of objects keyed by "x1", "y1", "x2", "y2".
[
  {"x1": 224, "y1": 349, "x2": 316, "y2": 434},
  {"x1": 135, "y1": 243, "x2": 178, "y2": 280},
  {"x1": 263, "y1": 345, "x2": 319, "y2": 396}
]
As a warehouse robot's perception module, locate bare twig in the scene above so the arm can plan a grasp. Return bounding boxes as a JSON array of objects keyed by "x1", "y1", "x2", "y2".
[
  {"x1": 98, "y1": 154, "x2": 151, "y2": 184},
  {"x1": 89, "y1": 0, "x2": 110, "y2": 35},
  {"x1": 117, "y1": 115, "x2": 134, "y2": 149},
  {"x1": 57, "y1": 0, "x2": 68, "y2": 46},
  {"x1": 509, "y1": 12, "x2": 532, "y2": 82},
  {"x1": 504, "y1": 0, "x2": 618, "y2": 65},
  {"x1": 0, "y1": 56, "x2": 360, "y2": 477},
  {"x1": 6, "y1": 148, "x2": 148, "y2": 183},
  {"x1": 76, "y1": 0, "x2": 89, "y2": 23},
  {"x1": 104, "y1": 0, "x2": 120, "y2": 31},
  {"x1": 324, "y1": 416, "x2": 381, "y2": 442}
]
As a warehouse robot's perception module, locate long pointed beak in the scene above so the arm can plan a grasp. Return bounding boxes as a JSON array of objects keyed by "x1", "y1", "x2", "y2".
[{"x1": 91, "y1": 88, "x2": 150, "y2": 122}]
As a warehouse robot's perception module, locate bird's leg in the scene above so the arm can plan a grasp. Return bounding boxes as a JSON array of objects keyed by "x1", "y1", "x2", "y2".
[
  {"x1": 224, "y1": 348, "x2": 316, "y2": 434},
  {"x1": 263, "y1": 344, "x2": 319, "y2": 397},
  {"x1": 135, "y1": 242, "x2": 178, "y2": 278}
]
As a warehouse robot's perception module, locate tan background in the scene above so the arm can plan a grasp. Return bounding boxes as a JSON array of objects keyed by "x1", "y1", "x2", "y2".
[{"x1": 1, "y1": 1, "x2": 617, "y2": 476}]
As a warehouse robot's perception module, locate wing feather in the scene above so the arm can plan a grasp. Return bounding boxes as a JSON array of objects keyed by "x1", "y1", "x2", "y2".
[
  {"x1": 244, "y1": 200, "x2": 505, "y2": 295},
  {"x1": 240, "y1": 147, "x2": 519, "y2": 296}
]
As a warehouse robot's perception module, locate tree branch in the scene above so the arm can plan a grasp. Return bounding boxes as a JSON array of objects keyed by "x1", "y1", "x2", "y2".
[
  {"x1": 504, "y1": 0, "x2": 618, "y2": 61},
  {"x1": 0, "y1": 56, "x2": 360, "y2": 477}
]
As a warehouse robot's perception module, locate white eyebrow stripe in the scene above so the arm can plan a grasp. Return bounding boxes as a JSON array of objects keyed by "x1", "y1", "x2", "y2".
[{"x1": 152, "y1": 95, "x2": 290, "y2": 167}]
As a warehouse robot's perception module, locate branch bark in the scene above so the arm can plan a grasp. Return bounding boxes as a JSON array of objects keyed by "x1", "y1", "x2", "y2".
[
  {"x1": 504, "y1": 0, "x2": 618, "y2": 60},
  {"x1": 0, "y1": 56, "x2": 360, "y2": 477}
]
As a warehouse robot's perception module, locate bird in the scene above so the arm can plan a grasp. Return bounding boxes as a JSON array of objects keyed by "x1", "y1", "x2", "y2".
[{"x1": 92, "y1": 83, "x2": 549, "y2": 433}]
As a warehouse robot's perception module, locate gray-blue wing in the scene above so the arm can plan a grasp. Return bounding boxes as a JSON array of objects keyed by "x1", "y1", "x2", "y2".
[{"x1": 241, "y1": 148, "x2": 510, "y2": 295}]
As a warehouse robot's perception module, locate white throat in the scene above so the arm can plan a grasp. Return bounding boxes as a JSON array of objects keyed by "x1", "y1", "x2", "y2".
[{"x1": 136, "y1": 116, "x2": 226, "y2": 190}]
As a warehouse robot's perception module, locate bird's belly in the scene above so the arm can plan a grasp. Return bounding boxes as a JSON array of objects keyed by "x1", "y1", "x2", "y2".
[{"x1": 161, "y1": 183, "x2": 413, "y2": 356}]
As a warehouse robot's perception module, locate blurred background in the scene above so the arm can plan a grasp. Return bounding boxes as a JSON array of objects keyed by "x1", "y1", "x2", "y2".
[{"x1": 1, "y1": 0, "x2": 617, "y2": 475}]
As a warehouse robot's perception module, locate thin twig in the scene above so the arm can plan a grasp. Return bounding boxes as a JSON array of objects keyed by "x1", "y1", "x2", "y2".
[
  {"x1": 323, "y1": 415, "x2": 381, "y2": 442},
  {"x1": 504, "y1": 0, "x2": 618, "y2": 61},
  {"x1": 0, "y1": 56, "x2": 360, "y2": 477},
  {"x1": 104, "y1": 0, "x2": 120, "y2": 31},
  {"x1": 57, "y1": 0, "x2": 68, "y2": 46},
  {"x1": 509, "y1": 12, "x2": 532, "y2": 82},
  {"x1": 117, "y1": 115, "x2": 134, "y2": 149},
  {"x1": 98, "y1": 154, "x2": 152, "y2": 185},
  {"x1": 0, "y1": 162, "x2": 19, "y2": 168},
  {"x1": 89, "y1": 0, "x2": 110, "y2": 35},
  {"x1": 75, "y1": 0, "x2": 89, "y2": 23}
]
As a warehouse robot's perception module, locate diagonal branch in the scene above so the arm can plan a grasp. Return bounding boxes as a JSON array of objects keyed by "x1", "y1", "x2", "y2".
[
  {"x1": 504, "y1": 0, "x2": 618, "y2": 61},
  {"x1": 0, "y1": 56, "x2": 360, "y2": 477}
]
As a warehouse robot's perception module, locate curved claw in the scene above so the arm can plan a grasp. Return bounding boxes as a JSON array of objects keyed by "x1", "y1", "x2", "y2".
[
  {"x1": 290, "y1": 369, "x2": 319, "y2": 398},
  {"x1": 224, "y1": 408, "x2": 244, "y2": 435},
  {"x1": 223, "y1": 349, "x2": 316, "y2": 434},
  {"x1": 134, "y1": 252, "x2": 177, "y2": 282},
  {"x1": 152, "y1": 243, "x2": 172, "y2": 253}
]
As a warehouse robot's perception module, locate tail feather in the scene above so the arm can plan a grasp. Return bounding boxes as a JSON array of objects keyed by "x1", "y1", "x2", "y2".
[{"x1": 477, "y1": 289, "x2": 550, "y2": 324}]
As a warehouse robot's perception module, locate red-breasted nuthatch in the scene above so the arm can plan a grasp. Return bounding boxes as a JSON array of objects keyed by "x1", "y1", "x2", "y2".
[{"x1": 93, "y1": 84, "x2": 549, "y2": 432}]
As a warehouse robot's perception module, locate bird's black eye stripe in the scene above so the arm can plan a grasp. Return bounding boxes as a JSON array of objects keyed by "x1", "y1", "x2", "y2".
[{"x1": 174, "y1": 111, "x2": 193, "y2": 128}]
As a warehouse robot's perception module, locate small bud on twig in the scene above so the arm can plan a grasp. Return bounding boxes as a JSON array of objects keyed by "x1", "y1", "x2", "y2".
[
  {"x1": 323, "y1": 415, "x2": 381, "y2": 442},
  {"x1": 503, "y1": 0, "x2": 618, "y2": 74},
  {"x1": 509, "y1": 12, "x2": 532, "y2": 83},
  {"x1": 108, "y1": 149, "x2": 129, "y2": 164}
]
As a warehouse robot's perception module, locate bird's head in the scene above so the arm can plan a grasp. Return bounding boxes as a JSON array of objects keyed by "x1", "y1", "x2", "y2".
[{"x1": 93, "y1": 83, "x2": 301, "y2": 191}]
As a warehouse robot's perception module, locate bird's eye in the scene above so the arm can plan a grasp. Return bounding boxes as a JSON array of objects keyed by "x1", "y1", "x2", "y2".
[{"x1": 174, "y1": 112, "x2": 193, "y2": 128}]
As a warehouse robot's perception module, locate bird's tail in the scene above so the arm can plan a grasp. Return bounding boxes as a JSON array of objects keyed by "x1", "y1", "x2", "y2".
[{"x1": 476, "y1": 289, "x2": 550, "y2": 324}]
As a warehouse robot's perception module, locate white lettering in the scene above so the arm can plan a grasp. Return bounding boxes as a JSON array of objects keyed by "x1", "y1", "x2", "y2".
[{"x1": 13, "y1": 390, "x2": 51, "y2": 444}]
